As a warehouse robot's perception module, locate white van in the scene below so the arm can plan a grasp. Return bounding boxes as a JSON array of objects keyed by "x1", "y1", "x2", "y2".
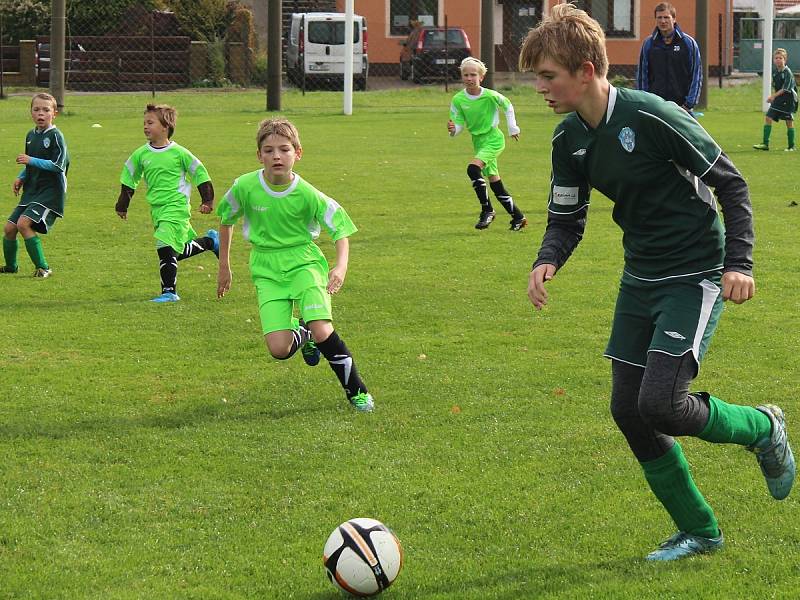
[{"x1": 287, "y1": 12, "x2": 368, "y2": 90}]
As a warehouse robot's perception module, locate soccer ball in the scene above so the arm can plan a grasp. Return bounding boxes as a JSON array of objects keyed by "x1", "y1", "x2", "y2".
[{"x1": 323, "y1": 518, "x2": 403, "y2": 597}]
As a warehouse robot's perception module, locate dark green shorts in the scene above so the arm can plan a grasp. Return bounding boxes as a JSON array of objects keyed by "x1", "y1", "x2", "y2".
[
  {"x1": 8, "y1": 203, "x2": 60, "y2": 234},
  {"x1": 604, "y1": 271, "x2": 724, "y2": 370}
]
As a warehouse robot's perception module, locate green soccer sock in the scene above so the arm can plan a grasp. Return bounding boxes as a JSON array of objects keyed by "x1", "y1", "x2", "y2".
[
  {"x1": 641, "y1": 442, "x2": 719, "y2": 539},
  {"x1": 24, "y1": 236, "x2": 49, "y2": 270},
  {"x1": 763, "y1": 124, "x2": 772, "y2": 145},
  {"x1": 2, "y1": 237, "x2": 18, "y2": 270},
  {"x1": 788, "y1": 127, "x2": 795, "y2": 149},
  {"x1": 696, "y1": 394, "x2": 772, "y2": 446}
]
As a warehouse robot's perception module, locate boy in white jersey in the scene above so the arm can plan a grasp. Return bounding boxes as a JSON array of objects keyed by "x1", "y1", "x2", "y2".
[
  {"x1": 216, "y1": 118, "x2": 374, "y2": 412},
  {"x1": 116, "y1": 104, "x2": 219, "y2": 303},
  {"x1": 448, "y1": 57, "x2": 527, "y2": 231},
  {"x1": 520, "y1": 4, "x2": 794, "y2": 561}
]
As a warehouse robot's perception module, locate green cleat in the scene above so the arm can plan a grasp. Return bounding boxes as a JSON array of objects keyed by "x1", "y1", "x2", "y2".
[
  {"x1": 748, "y1": 404, "x2": 796, "y2": 500},
  {"x1": 349, "y1": 392, "x2": 375, "y2": 412},
  {"x1": 753, "y1": 143, "x2": 770, "y2": 151},
  {"x1": 645, "y1": 530, "x2": 724, "y2": 561},
  {"x1": 301, "y1": 339, "x2": 321, "y2": 366}
]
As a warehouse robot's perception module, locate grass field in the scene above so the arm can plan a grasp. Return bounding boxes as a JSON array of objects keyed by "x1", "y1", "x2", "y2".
[{"x1": 0, "y1": 82, "x2": 799, "y2": 599}]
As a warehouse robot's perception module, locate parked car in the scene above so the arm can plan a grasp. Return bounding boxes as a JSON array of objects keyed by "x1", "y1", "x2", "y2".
[
  {"x1": 399, "y1": 26, "x2": 471, "y2": 83},
  {"x1": 286, "y1": 12, "x2": 369, "y2": 91}
]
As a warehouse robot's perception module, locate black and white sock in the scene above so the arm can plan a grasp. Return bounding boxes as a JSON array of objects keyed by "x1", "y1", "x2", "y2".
[
  {"x1": 467, "y1": 164, "x2": 492, "y2": 212},
  {"x1": 490, "y1": 180, "x2": 523, "y2": 219},
  {"x1": 178, "y1": 236, "x2": 214, "y2": 261},
  {"x1": 277, "y1": 323, "x2": 312, "y2": 360},
  {"x1": 316, "y1": 330, "x2": 368, "y2": 399},
  {"x1": 157, "y1": 246, "x2": 178, "y2": 294}
]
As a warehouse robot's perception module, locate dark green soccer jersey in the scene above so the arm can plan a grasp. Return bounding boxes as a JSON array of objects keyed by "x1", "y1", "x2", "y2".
[
  {"x1": 548, "y1": 86, "x2": 725, "y2": 279},
  {"x1": 19, "y1": 125, "x2": 69, "y2": 215},
  {"x1": 771, "y1": 65, "x2": 797, "y2": 113}
]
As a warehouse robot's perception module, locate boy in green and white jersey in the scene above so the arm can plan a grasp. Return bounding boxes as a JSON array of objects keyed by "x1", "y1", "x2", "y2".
[
  {"x1": 448, "y1": 57, "x2": 527, "y2": 231},
  {"x1": 753, "y1": 48, "x2": 797, "y2": 151},
  {"x1": 216, "y1": 118, "x2": 374, "y2": 412},
  {"x1": 2, "y1": 93, "x2": 69, "y2": 278},
  {"x1": 520, "y1": 4, "x2": 794, "y2": 561},
  {"x1": 116, "y1": 104, "x2": 218, "y2": 303}
]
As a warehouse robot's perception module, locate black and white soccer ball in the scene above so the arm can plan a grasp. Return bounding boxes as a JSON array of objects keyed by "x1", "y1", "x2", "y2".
[{"x1": 323, "y1": 518, "x2": 403, "y2": 597}]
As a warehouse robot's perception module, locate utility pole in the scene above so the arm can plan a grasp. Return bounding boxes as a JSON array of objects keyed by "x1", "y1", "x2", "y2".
[
  {"x1": 695, "y1": 0, "x2": 708, "y2": 109},
  {"x1": 50, "y1": 0, "x2": 66, "y2": 109},
  {"x1": 267, "y1": 0, "x2": 281, "y2": 111},
  {"x1": 480, "y1": 0, "x2": 494, "y2": 89}
]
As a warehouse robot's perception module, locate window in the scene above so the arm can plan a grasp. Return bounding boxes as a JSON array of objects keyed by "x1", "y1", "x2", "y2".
[
  {"x1": 575, "y1": 0, "x2": 635, "y2": 38},
  {"x1": 307, "y1": 21, "x2": 360, "y2": 45},
  {"x1": 390, "y1": 0, "x2": 439, "y2": 36}
]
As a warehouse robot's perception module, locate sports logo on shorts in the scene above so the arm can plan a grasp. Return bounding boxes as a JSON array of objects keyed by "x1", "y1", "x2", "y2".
[
  {"x1": 618, "y1": 127, "x2": 635, "y2": 153},
  {"x1": 43, "y1": 138, "x2": 51, "y2": 148},
  {"x1": 664, "y1": 330, "x2": 687, "y2": 340}
]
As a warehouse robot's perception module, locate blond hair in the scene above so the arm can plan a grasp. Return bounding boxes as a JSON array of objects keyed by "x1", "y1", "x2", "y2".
[
  {"x1": 145, "y1": 104, "x2": 177, "y2": 138},
  {"x1": 460, "y1": 57, "x2": 487, "y2": 76},
  {"x1": 256, "y1": 117, "x2": 301, "y2": 151},
  {"x1": 519, "y1": 3, "x2": 608, "y2": 77},
  {"x1": 31, "y1": 92, "x2": 57, "y2": 111},
  {"x1": 774, "y1": 47, "x2": 788, "y2": 59}
]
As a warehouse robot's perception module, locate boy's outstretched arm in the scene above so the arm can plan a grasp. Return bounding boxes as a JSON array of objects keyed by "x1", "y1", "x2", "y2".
[
  {"x1": 217, "y1": 224, "x2": 234, "y2": 298},
  {"x1": 115, "y1": 185, "x2": 135, "y2": 220},
  {"x1": 198, "y1": 181, "x2": 214, "y2": 214},
  {"x1": 328, "y1": 237, "x2": 350, "y2": 295}
]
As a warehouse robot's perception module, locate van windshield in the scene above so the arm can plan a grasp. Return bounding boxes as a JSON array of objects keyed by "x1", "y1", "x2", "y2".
[
  {"x1": 423, "y1": 29, "x2": 466, "y2": 48},
  {"x1": 307, "y1": 21, "x2": 360, "y2": 45}
]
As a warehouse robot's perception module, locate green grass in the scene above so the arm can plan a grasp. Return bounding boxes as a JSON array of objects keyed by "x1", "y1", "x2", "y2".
[{"x1": 0, "y1": 83, "x2": 799, "y2": 599}]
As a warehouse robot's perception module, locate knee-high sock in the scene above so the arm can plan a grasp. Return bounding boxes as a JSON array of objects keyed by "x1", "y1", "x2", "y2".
[
  {"x1": 316, "y1": 330, "x2": 368, "y2": 399},
  {"x1": 178, "y1": 236, "x2": 214, "y2": 261},
  {"x1": 696, "y1": 393, "x2": 772, "y2": 446},
  {"x1": 763, "y1": 124, "x2": 772, "y2": 144},
  {"x1": 788, "y1": 127, "x2": 795, "y2": 148},
  {"x1": 3, "y1": 238, "x2": 18, "y2": 270},
  {"x1": 275, "y1": 322, "x2": 312, "y2": 360},
  {"x1": 489, "y1": 179, "x2": 523, "y2": 218},
  {"x1": 640, "y1": 442, "x2": 719, "y2": 538},
  {"x1": 24, "y1": 236, "x2": 48, "y2": 270},
  {"x1": 157, "y1": 246, "x2": 178, "y2": 294},
  {"x1": 467, "y1": 164, "x2": 492, "y2": 212}
]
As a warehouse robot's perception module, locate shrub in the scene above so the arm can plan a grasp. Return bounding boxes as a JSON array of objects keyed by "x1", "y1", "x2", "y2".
[{"x1": 0, "y1": 0, "x2": 49, "y2": 43}]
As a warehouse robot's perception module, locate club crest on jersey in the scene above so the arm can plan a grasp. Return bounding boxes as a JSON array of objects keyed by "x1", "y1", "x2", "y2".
[
  {"x1": 618, "y1": 127, "x2": 635, "y2": 153},
  {"x1": 43, "y1": 138, "x2": 51, "y2": 148}
]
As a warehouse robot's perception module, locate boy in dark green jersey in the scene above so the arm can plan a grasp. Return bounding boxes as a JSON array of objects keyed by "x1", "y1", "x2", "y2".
[
  {"x1": 448, "y1": 57, "x2": 527, "y2": 231},
  {"x1": 216, "y1": 118, "x2": 374, "y2": 412},
  {"x1": 753, "y1": 48, "x2": 797, "y2": 151},
  {"x1": 520, "y1": 4, "x2": 795, "y2": 561},
  {"x1": 116, "y1": 104, "x2": 218, "y2": 303},
  {"x1": 2, "y1": 93, "x2": 69, "y2": 277}
]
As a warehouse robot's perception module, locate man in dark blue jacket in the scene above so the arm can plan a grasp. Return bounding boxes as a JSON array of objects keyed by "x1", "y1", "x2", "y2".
[{"x1": 637, "y1": 2, "x2": 702, "y2": 113}]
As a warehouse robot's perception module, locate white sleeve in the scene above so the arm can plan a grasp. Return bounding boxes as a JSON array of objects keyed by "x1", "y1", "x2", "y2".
[
  {"x1": 450, "y1": 123, "x2": 464, "y2": 137},
  {"x1": 505, "y1": 104, "x2": 520, "y2": 136}
]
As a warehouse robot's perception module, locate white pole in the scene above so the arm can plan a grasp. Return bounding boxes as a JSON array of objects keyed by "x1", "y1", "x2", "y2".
[
  {"x1": 762, "y1": 0, "x2": 773, "y2": 112},
  {"x1": 344, "y1": 0, "x2": 354, "y2": 115}
]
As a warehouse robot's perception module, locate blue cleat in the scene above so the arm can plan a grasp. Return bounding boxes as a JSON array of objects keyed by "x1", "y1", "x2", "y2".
[
  {"x1": 645, "y1": 531, "x2": 724, "y2": 561},
  {"x1": 206, "y1": 229, "x2": 220, "y2": 258},
  {"x1": 749, "y1": 404, "x2": 796, "y2": 500},
  {"x1": 151, "y1": 292, "x2": 181, "y2": 303},
  {"x1": 301, "y1": 339, "x2": 321, "y2": 366},
  {"x1": 349, "y1": 392, "x2": 375, "y2": 412}
]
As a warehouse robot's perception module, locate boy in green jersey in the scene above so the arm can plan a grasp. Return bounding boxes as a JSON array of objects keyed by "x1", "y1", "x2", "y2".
[
  {"x1": 216, "y1": 118, "x2": 374, "y2": 412},
  {"x1": 116, "y1": 104, "x2": 218, "y2": 303},
  {"x1": 753, "y1": 48, "x2": 797, "y2": 151},
  {"x1": 520, "y1": 4, "x2": 795, "y2": 561},
  {"x1": 448, "y1": 57, "x2": 527, "y2": 231},
  {"x1": 2, "y1": 93, "x2": 69, "y2": 277}
]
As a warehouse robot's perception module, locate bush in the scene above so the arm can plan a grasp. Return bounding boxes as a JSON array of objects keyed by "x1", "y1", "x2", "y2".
[
  {"x1": 67, "y1": 0, "x2": 158, "y2": 36},
  {"x1": 160, "y1": 0, "x2": 234, "y2": 42},
  {"x1": 0, "y1": 0, "x2": 49, "y2": 43},
  {"x1": 251, "y1": 51, "x2": 268, "y2": 87}
]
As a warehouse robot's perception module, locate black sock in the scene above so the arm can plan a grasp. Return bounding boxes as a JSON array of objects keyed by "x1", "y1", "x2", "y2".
[
  {"x1": 489, "y1": 180, "x2": 523, "y2": 219},
  {"x1": 316, "y1": 330, "x2": 368, "y2": 399},
  {"x1": 178, "y1": 236, "x2": 213, "y2": 261},
  {"x1": 157, "y1": 246, "x2": 178, "y2": 294},
  {"x1": 277, "y1": 324, "x2": 312, "y2": 360},
  {"x1": 467, "y1": 164, "x2": 492, "y2": 212}
]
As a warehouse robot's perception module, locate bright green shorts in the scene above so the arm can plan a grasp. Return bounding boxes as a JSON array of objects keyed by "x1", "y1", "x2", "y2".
[
  {"x1": 154, "y1": 219, "x2": 197, "y2": 253},
  {"x1": 604, "y1": 271, "x2": 724, "y2": 370},
  {"x1": 251, "y1": 243, "x2": 333, "y2": 334},
  {"x1": 472, "y1": 128, "x2": 505, "y2": 178},
  {"x1": 8, "y1": 203, "x2": 60, "y2": 234}
]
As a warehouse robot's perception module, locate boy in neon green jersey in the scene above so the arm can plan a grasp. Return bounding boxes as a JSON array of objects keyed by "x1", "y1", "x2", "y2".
[
  {"x1": 448, "y1": 57, "x2": 527, "y2": 231},
  {"x1": 216, "y1": 118, "x2": 374, "y2": 412},
  {"x1": 520, "y1": 4, "x2": 794, "y2": 561},
  {"x1": 2, "y1": 93, "x2": 69, "y2": 278},
  {"x1": 116, "y1": 104, "x2": 218, "y2": 303},
  {"x1": 753, "y1": 48, "x2": 797, "y2": 151}
]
